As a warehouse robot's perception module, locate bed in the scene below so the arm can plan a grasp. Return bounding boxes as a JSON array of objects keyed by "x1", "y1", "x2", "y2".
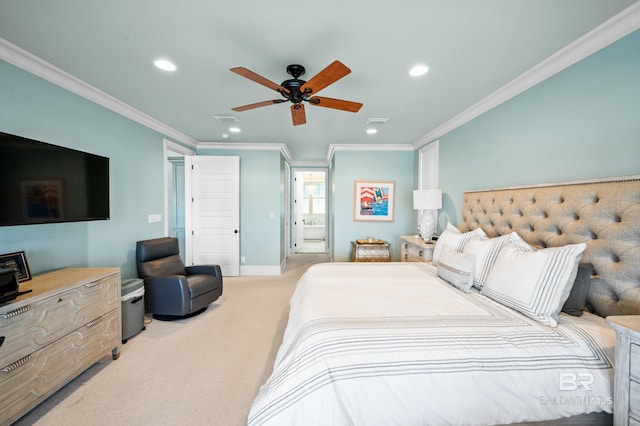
[{"x1": 248, "y1": 176, "x2": 640, "y2": 425}]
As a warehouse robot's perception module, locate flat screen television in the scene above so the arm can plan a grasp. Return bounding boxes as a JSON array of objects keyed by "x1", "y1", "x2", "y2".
[{"x1": 0, "y1": 131, "x2": 110, "y2": 226}]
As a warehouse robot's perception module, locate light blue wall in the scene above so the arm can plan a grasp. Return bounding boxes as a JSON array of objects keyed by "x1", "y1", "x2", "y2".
[
  {"x1": 438, "y1": 29, "x2": 640, "y2": 226},
  {"x1": 0, "y1": 60, "x2": 168, "y2": 278},
  {"x1": 4, "y1": 28, "x2": 637, "y2": 276},
  {"x1": 195, "y1": 148, "x2": 283, "y2": 268},
  {"x1": 332, "y1": 150, "x2": 416, "y2": 261}
]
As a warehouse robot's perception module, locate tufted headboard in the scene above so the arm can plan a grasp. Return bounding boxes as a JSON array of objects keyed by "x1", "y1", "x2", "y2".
[{"x1": 460, "y1": 176, "x2": 640, "y2": 318}]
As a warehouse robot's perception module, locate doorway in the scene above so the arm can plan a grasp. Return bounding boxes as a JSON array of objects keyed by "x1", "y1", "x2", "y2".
[
  {"x1": 293, "y1": 170, "x2": 327, "y2": 254},
  {"x1": 164, "y1": 139, "x2": 195, "y2": 261}
]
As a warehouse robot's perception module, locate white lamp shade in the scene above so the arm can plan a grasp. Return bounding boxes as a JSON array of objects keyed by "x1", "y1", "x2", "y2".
[{"x1": 413, "y1": 189, "x2": 442, "y2": 210}]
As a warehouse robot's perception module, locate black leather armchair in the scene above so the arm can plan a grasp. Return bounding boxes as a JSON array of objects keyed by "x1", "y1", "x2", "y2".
[{"x1": 136, "y1": 237, "x2": 223, "y2": 320}]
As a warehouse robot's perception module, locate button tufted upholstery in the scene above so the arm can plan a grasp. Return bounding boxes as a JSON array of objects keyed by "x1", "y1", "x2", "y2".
[{"x1": 460, "y1": 177, "x2": 640, "y2": 317}]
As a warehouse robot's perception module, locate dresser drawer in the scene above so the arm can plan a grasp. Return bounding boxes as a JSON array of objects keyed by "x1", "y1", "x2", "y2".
[
  {"x1": 0, "y1": 309, "x2": 119, "y2": 423},
  {"x1": 400, "y1": 237, "x2": 434, "y2": 263},
  {"x1": 631, "y1": 379, "x2": 640, "y2": 419},
  {"x1": 0, "y1": 273, "x2": 119, "y2": 364},
  {"x1": 404, "y1": 245, "x2": 431, "y2": 262},
  {"x1": 631, "y1": 343, "x2": 640, "y2": 378}
]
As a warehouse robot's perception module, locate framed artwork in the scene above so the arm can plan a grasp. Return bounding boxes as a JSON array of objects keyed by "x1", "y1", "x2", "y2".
[
  {"x1": 0, "y1": 251, "x2": 32, "y2": 282},
  {"x1": 21, "y1": 180, "x2": 65, "y2": 222},
  {"x1": 354, "y1": 180, "x2": 395, "y2": 222}
]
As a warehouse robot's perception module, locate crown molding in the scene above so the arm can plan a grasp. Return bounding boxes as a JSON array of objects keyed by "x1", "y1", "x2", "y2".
[
  {"x1": 290, "y1": 159, "x2": 330, "y2": 167},
  {"x1": 0, "y1": 37, "x2": 198, "y2": 149},
  {"x1": 197, "y1": 141, "x2": 293, "y2": 163},
  {"x1": 412, "y1": 1, "x2": 640, "y2": 150},
  {"x1": 327, "y1": 143, "x2": 414, "y2": 162}
]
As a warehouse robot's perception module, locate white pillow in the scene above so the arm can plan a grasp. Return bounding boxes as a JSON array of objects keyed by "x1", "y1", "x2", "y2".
[
  {"x1": 432, "y1": 224, "x2": 485, "y2": 266},
  {"x1": 481, "y1": 236, "x2": 586, "y2": 327},
  {"x1": 437, "y1": 246, "x2": 475, "y2": 292},
  {"x1": 462, "y1": 233, "x2": 514, "y2": 289}
]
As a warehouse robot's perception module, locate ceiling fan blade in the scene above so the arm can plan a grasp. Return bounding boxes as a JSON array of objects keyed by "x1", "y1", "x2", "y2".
[
  {"x1": 300, "y1": 60, "x2": 351, "y2": 95},
  {"x1": 309, "y1": 96, "x2": 363, "y2": 112},
  {"x1": 291, "y1": 104, "x2": 306, "y2": 126},
  {"x1": 230, "y1": 67, "x2": 288, "y2": 93},
  {"x1": 232, "y1": 99, "x2": 282, "y2": 112}
]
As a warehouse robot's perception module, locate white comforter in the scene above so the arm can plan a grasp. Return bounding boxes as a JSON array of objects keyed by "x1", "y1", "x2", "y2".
[{"x1": 248, "y1": 262, "x2": 615, "y2": 425}]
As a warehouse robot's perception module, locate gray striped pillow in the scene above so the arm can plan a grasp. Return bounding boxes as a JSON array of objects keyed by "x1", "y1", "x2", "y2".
[{"x1": 481, "y1": 236, "x2": 586, "y2": 327}]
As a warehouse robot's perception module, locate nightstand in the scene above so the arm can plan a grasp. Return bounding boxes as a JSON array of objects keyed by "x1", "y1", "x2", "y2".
[
  {"x1": 350, "y1": 240, "x2": 390, "y2": 262},
  {"x1": 400, "y1": 235, "x2": 435, "y2": 263},
  {"x1": 606, "y1": 315, "x2": 640, "y2": 426}
]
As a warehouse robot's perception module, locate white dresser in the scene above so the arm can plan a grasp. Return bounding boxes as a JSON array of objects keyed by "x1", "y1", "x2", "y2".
[
  {"x1": 607, "y1": 315, "x2": 640, "y2": 426},
  {"x1": 0, "y1": 268, "x2": 121, "y2": 424},
  {"x1": 400, "y1": 235, "x2": 435, "y2": 263}
]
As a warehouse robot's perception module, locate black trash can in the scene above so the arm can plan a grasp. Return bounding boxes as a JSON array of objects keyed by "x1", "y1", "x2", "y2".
[{"x1": 121, "y1": 278, "x2": 145, "y2": 343}]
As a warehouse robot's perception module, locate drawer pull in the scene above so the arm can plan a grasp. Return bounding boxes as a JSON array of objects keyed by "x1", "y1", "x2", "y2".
[
  {"x1": 2, "y1": 355, "x2": 31, "y2": 373},
  {"x1": 418, "y1": 250, "x2": 424, "y2": 257},
  {"x1": 1, "y1": 305, "x2": 31, "y2": 319},
  {"x1": 85, "y1": 318, "x2": 103, "y2": 328},
  {"x1": 85, "y1": 281, "x2": 102, "y2": 288}
]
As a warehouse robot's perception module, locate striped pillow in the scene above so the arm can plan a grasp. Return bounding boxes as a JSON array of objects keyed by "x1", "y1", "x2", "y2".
[
  {"x1": 432, "y1": 223, "x2": 485, "y2": 266},
  {"x1": 481, "y1": 236, "x2": 586, "y2": 327},
  {"x1": 462, "y1": 233, "x2": 514, "y2": 289},
  {"x1": 437, "y1": 246, "x2": 475, "y2": 292}
]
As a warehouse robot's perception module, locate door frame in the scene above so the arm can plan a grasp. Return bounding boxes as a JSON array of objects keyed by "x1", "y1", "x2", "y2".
[
  {"x1": 163, "y1": 139, "x2": 195, "y2": 238},
  {"x1": 291, "y1": 167, "x2": 329, "y2": 254}
]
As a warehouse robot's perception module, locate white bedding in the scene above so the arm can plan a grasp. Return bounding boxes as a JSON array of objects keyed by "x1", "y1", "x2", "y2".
[{"x1": 248, "y1": 262, "x2": 615, "y2": 426}]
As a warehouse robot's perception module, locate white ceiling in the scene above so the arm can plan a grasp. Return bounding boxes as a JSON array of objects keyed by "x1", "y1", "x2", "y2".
[{"x1": 0, "y1": 1, "x2": 637, "y2": 163}]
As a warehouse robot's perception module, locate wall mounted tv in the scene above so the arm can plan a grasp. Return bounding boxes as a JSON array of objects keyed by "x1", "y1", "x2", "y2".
[{"x1": 0, "y1": 131, "x2": 110, "y2": 226}]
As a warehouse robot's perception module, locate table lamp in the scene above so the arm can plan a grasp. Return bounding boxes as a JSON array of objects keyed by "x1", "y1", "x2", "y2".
[{"x1": 413, "y1": 189, "x2": 442, "y2": 241}]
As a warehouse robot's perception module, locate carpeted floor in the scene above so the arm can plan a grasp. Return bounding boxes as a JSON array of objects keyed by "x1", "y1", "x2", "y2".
[{"x1": 14, "y1": 253, "x2": 330, "y2": 426}]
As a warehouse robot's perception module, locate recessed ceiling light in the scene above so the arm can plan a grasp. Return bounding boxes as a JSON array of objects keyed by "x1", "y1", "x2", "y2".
[
  {"x1": 409, "y1": 64, "x2": 429, "y2": 77},
  {"x1": 154, "y1": 59, "x2": 177, "y2": 72},
  {"x1": 229, "y1": 127, "x2": 241, "y2": 133},
  {"x1": 366, "y1": 128, "x2": 378, "y2": 134},
  {"x1": 222, "y1": 133, "x2": 229, "y2": 139}
]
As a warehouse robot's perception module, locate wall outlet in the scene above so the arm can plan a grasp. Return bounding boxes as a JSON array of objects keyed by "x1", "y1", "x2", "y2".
[
  {"x1": 241, "y1": 256, "x2": 246, "y2": 264},
  {"x1": 148, "y1": 214, "x2": 162, "y2": 223}
]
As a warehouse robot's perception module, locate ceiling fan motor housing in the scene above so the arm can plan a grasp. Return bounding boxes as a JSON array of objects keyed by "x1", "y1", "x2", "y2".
[{"x1": 281, "y1": 78, "x2": 305, "y2": 103}]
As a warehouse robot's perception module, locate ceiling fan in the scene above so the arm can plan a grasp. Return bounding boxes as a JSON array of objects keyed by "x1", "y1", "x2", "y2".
[{"x1": 230, "y1": 60, "x2": 363, "y2": 126}]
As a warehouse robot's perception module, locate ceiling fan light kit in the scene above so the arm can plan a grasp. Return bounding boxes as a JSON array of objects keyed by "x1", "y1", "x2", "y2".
[{"x1": 231, "y1": 60, "x2": 363, "y2": 126}]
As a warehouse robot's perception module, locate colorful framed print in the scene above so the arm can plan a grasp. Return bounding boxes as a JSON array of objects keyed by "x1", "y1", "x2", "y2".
[{"x1": 354, "y1": 180, "x2": 395, "y2": 222}]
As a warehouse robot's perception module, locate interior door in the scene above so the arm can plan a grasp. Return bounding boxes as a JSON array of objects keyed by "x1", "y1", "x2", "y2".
[
  {"x1": 185, "y1": 156, "x2": 240, "y2": 276},
  {"x1": 292, "y1": 173, "x2": 304, "y2": 252}
]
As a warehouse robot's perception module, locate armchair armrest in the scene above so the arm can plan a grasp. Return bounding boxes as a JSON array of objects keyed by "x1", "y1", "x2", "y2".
[
  {"x1": 143, "y1": 275, "x2": 190, "y2": 316},
  {"x1": 185, "y1": 264, "x2": 223, "y2": 296},
  {"x1": 186, "y1": 264, "x2": 222, "y2": 280}
]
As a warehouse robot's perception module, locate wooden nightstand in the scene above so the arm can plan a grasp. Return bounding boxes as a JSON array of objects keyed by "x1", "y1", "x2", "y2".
[
  {"x1": 350, "y1": 240, "x2": 390, "y2": 262},
  {"x1": 606, "y1": 315, "x2": 640, "y2": 426},
  {"x1": 400, "y1": 235, "x2": 435, "y2": 263}
]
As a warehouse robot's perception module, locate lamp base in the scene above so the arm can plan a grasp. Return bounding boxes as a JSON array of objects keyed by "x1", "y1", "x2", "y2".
[{"x1": 418, "y1": 210, "x2": 436, "y2": 241}]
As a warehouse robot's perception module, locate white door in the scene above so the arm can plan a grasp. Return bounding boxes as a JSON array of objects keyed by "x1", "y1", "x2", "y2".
[
  {"x1": 185, "y1": 156, "x2": 240, "y2": 276},
  {"x1": 292, "y1": 173, "x2": 304, "y2": 252},
  {"x1": 284, "y1": 163, "x2": 291, "y2": 257}
]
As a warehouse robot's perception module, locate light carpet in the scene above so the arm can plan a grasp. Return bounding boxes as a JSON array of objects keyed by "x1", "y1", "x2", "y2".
[{"x1": 15, "y1": 253, "x2": 330, "y2": 426}]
